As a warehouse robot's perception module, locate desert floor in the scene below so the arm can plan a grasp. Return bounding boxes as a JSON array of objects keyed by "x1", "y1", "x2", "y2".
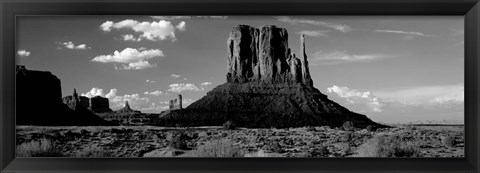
[{"x1": 16, "y1": 125, "x2": 464, "y2": 157}]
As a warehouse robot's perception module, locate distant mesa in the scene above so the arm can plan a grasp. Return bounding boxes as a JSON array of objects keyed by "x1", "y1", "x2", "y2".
[
  {"x1": 62, "y1": 89, "x2": 112, "y2": 113},
  {"x1": 169, "y1": 94, "x2": 183, "y2": 110},
  {"x1": 16, "y1": 65, "x2": 115, "y2": 126},
  {"x1": 158, "y1": 25, "x2": 384, "y2": 128},
  {"x1": 114, "y1": 101, "x2": 141, "y2": 114},
  {"x1": 89, "y1": 96, "x2": 113, "y2": 113}
]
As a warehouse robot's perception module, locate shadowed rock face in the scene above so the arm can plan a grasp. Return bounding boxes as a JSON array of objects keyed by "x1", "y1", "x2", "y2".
[
  {"x1": 89, "y1": 96, "x2": 112, "y2": 113},
  {"x1": 226, "y1": 25, "x2": 312, "y2": 86},
  {"x1": 16, "y1": 65, "x2": 114, "y2": 126},
  {"x1": 158, "y1": 25, "x2": 383, "y2": 128}
]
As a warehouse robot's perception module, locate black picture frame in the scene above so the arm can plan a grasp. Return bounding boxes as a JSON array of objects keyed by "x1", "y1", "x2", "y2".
[{"x1": 1, "y1": 0, "x2": 479, "y2": 172}]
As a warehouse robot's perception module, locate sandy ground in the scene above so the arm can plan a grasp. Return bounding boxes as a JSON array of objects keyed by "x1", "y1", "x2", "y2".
[{"x1": 16, "y1": 125, "x2": 464, "y2": 157}]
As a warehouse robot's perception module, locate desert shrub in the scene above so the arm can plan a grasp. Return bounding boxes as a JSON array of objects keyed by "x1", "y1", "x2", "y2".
[
  {"x1": 306, "y1": 126, "x2": 316, "y2": 132},
  {"x1": 366, "y1": 125, "x2": 376, "y2": 132},
  {"x1": 310, "y1": 145, "x2": 329, "y2": 157},
  {"x1": 266, "y1": 141, "x2": 283, "y2": 153},
  {"x1": 337, "y1": 143, "x2": 351, "y2": 156},
  {"x1": 183, "y1": 139, "x2": 245, "y2": 157},
  {"x1": 342, "y1": 121, "x2": 355, "y2": 131},
  {"x1": 168, "y1": 131, "x2": 189, "y2": 150},
  {"x1": 356, "y1": 135, "x2": 420, "y2": 157},
  {"x1": 16, "y1": 138, "x2": 63, "y2": 157},
  {"x1": 223, "y1": 121, "x2": 236, "y2": 130},
  {"x1": 73, "y1": 145, "x2": 111, "y2": 157},
  {"x1": 339, "y1": 131, "x2": 352, "y2": 142},
  {"x1": 441, "y1": 136, "x2": 456, "y2": 148}
]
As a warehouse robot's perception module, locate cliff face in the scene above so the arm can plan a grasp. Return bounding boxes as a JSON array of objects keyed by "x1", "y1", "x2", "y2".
[
  {"x1": 16, "y1": 66, "x2": 114, "y2": 126},
  {"x1": 89, "y1": 96, "x2": 112, "y2": 113},
  {"x1": 157, "y1": 25, "x2": 383, "y2": 128},
  {"x1": 226, "y1": 25, "x2": 313, "y2": 87}
]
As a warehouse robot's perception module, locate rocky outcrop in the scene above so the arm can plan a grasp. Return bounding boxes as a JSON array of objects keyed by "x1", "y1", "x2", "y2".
[
  {"x1": 226, "y1": 25, "x2": 312, "y2": 87},
  {"x1": 16, "y1": 65, "x2": 115, "y2": 126},
  {"x1": 158, "y1": 25, "x2": 384, "y2": 128},
  {"x1": 114, "y1": 101, "x2": 141, "y2": 114},
  {"x1": 62, "y1": 89, "x2": 90, "y2": 110},
  {"x1": 169, "y1": 94, "x2": 183, "y2": 110},
  {"x1": 89, "y1": 96, "x2": 112, "y2": 113}
]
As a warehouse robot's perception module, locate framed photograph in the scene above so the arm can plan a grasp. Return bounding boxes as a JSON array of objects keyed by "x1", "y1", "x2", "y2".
[{"x1": 1, "y1": 0, "x2": 479, "y2": 172}]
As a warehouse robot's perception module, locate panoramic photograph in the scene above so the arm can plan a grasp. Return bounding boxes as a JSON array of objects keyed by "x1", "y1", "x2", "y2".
[{"x1": 16, "y1": 16, "x2": 464, "y2": 157}]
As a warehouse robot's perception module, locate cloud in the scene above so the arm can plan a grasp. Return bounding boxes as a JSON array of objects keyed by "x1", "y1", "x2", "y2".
[
  {"x1": 150, "y1": 16, "x2": 228, "y2": 20},
  {"x1": 144, "y1": 90, "x2": 163, "y2": 96},
  {"x1": 167, "y1": 83, "x2": 203, "y2": 93},
  {"x1": 297, "y1": 30, "x2": 329, "y2": 37},
  {"x1": 175, "y1": 21, "x2": 186, "y2": 31},
  {"x1": 374, "y1": 30, "x2": 437, "y2": 40},
  {"x1": 327, "y1": 85, "x2": 383, "y2": 112},
  {"x1": 170, "y1": 74, "x2": 181, "y2": 78},
  {"x1": 311, "y1": 50, "x2": 396, "y2": 65},
  {"x1": 17, "y1": 49, "x2": 31, "y2": 57},
  {"x1": 100, "y1": 19, "x2": 186, "y2": 41},
  {"x1": 200, "y1": 82, "x2": 212, "y2": 86},
  {"x1": 182, "y1": 98, "x2": 195, "y2": 107},
  {"x1": 122, "y1": 34, "x2": 142, "y2": 42},
  {"x1": 92, "y1": 48, "x2": 163, "y2": 70},
  {"x1": 146, "y1": 80, "x2": 156, "y2": 83},
  {"x1": 57, "y1": 41, "x2": 90, "y2": 50},
  {"x1": 277, "y1": 16, "x2": 352, "y2": 32},
  {"x1": 373, "y1": 84, "x2": 464, "y2": 106},
  {"x1": 81, "y1": 87, "x2": 106, "y2": 98}
]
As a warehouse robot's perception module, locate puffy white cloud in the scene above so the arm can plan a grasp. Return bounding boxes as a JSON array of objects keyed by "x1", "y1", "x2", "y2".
[
  {"x1": 327, "y1": 85, "x2": 383, "y2": 112},
  {"x1": 170, "y1": 74, "x2": 181, "y2": 78},
  {"x1": 105, "y1": 89, "x2": 117, "y2": 99},
  {"x1": 81, "y1": 87, "x2": 105, "y2": 98},
  {"x1": 100, "y1": 19, "x2": 186, "y2": 41},
  {"x1": 277, "y1": 16, "x2": 352, "y2": 32},
  {"x1": 297, "y1": 30, "x2": 329, "y2": 37},
  {"x1": 311, "y1": 50, "x2": 397, "y2": 65},
  {"x1": 122, "y1": 34, "x2": 142, "y2": 42},
  {"x1": 17, "y1": 49, "x2": 31, "y2": 57},
  {"x1": 175, "y1": 21, "x2": 186, "y2": 31},
  {"x1": 167, "y1": 83, "x2": 203, "y2": 93},
  {"x1": 123, "y1": 60, "x2": 157, "y2": 70},
  {"x1": 92, "y1": 48, "x2": 163, "y2": 70},
  {"x1": 200, "y1": 82, "x2": 212, "y2": 86},
  {"x1": 144, "y1": 90, "x2": 163, "y2": 96},
  {"x1": 57, "y1": 41, "x2": 90, "y2": 50}
]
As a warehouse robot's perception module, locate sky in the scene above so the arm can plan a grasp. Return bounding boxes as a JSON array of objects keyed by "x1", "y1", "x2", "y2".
[{"x1": 16, "y1": 16, "x2": 464, "y2": 124}]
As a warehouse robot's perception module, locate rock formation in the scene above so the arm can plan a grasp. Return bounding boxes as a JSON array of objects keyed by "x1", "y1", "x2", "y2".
[
  {"x1": 169, "y1": 94, "x2": 183, "y2": 110},
  {"x1": 226, "y1": 25, "x2": 312, "y2": 86},
  {"x1": 89, "y1": 96, "x2": 113, "y2": 113},
  {"x1": 158, "y1": 25, "x2": 383, "y2": 128},
  {"x1": 114, "y1": 101, "x2": 141, "y2": 114},
  {"x1": 62, "y1": 89, "x2": 90, "y2": 110},
  {"x1": 16, "y1": 66, "x2": 115, "y2": 126}
]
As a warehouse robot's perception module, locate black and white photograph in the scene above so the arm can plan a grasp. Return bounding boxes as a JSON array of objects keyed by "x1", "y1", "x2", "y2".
[{"x1": 15, "y1": 16, "x2": 464, "y2": 158}]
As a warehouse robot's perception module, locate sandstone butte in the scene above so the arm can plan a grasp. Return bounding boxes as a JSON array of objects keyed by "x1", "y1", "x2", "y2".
[{"x1": 158, "y1": 25, "x2": 385, "y2": 128}]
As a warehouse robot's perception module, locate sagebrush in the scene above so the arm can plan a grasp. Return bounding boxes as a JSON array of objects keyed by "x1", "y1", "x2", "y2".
[
  {"x1": 16, "y1": 138, "x2": 63, "y2": 157},
  {"x1": 183, "y1": 139, "x2": 245, "y2": 157},
  {"x1": 356, "y1": 134, "x2": 420, "y2": 157}
]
